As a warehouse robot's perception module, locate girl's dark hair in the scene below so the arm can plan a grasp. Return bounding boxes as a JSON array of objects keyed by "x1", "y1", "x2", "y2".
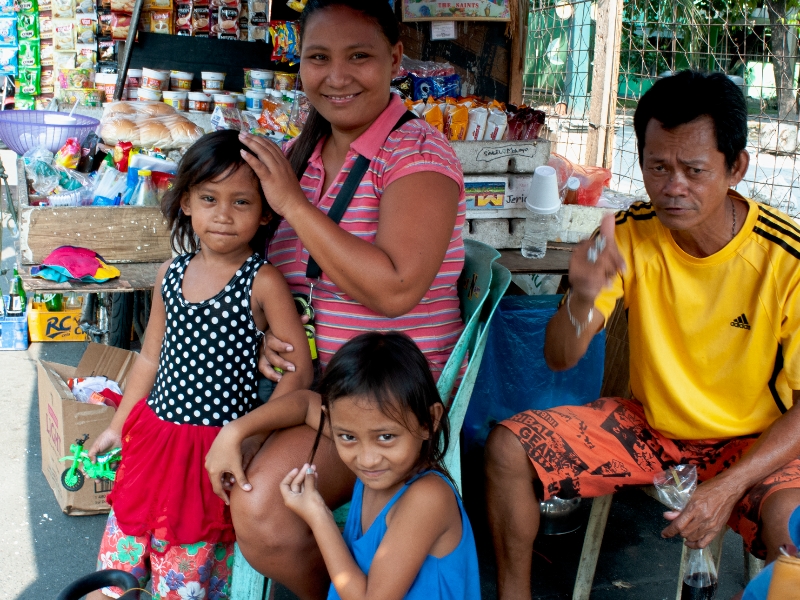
[
  {"x1": 634, "y1": 70, "x2": 747, "y2": 171},
  {"x1": 287, "y1": 0, "x2": 400, "y2": 179},
  {"x1": 161, "y1": 129, "x2": 278, "y2": 255},
  {"x1": 310, "y1": 331, "x2": 451, "y2": 480}
]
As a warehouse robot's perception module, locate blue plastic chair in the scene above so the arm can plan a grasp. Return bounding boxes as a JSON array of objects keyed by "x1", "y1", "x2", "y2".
[{"x1": 230, "y1": 240, "x2": 508, "y2": 600}]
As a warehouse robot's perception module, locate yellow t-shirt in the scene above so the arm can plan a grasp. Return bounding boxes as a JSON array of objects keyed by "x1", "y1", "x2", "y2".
[{"x1": 594, "y1": 193, "x2": 800, "y2": 439}]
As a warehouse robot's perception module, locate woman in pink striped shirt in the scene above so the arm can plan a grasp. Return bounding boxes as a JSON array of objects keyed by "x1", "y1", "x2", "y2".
[{"x1": 216, "y1": 1, "x2": 466, "y2": 597}]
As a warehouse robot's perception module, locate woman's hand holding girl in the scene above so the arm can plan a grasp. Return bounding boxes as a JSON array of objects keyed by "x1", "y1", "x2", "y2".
[
  {"x1": 280, "y1": 464, "x2": 331, "y2": 525},
  {"x1": 238, "y1": 133, "x2": 308, "y2": 218}
]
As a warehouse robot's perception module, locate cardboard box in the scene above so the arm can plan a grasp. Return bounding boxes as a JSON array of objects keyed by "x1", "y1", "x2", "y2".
[
  {"x1": 464, "y1": 175, "x2": 508, "y2": 210},
  {"x1": 28, "y1": 302, "x2": 88, "y2": 342},
  {"x1": 38, "y1": 343, "x2": 137, "y2": 515}
]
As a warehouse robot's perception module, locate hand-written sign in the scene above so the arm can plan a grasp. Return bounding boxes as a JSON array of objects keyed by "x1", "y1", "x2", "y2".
[{"x1": 475, "y1": 144, "x2": 537, "y2": 163}]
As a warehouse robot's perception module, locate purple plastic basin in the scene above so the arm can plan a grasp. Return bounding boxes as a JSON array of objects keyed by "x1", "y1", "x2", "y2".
[{"x1": 0, "y1": 110, "x2": 100, "y2": 155}]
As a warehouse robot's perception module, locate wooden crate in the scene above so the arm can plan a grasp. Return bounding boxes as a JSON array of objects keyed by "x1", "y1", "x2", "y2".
[{"x1": 17, "y1": 158, "x2": 173, "y2": 265}]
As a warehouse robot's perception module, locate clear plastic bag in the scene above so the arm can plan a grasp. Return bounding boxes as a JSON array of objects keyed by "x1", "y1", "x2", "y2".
[
  {"x1": 23, "y1": 146, "x2": 60, "y2": 195},
  {"x1": 654, "y1": 464, "x2": 697, "y2": 512},
  {"x1": 654, "y1": 466, "x2": 718, "y2": 600}
]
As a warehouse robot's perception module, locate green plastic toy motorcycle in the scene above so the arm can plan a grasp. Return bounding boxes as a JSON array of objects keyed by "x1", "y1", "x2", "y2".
[{"x1": 60, "y1": 433, "x2": 121, "y2": 492}]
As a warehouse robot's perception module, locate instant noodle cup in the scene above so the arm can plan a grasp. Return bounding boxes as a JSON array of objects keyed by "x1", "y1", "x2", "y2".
[
  {"x1": 162, "y1": 89, "x2": 187, "y2": 111},
  {"x1": 249, "y1": 69, "x2": 273, "y2": 89},
  {"x1": 127, "y1": 87, "x2": 139, "y2": 100},
  {"x1": 169, "y1": 70, "x2": 193, "y2": 90},
  {"x1": 213, "y1": 93, "x2": 236, "y2": 109},
  {"x1": 201, "y1": 71, "x2": 225, "y2": 92},
  {"x1": 245, "y1": 89, "x2": 266, "y2": 111},
  {"x1": 126, "y1": 67, "x2": 142, "y2": 89},
  {"x1": 138, "y1": 86, "x2": 162, "y2": 101},
  {"x1": 141, "y1": 67, "x2": 168, "y2": 91},
  {"x1": 188, "y1": 91, "x2": 211, "y2": 113},
  {"x1": 232, "y1": 92, "x2": 246, "y2": 110},
  {"x1": 273, "y1": 71, "x2": 297, "y2": 91}
]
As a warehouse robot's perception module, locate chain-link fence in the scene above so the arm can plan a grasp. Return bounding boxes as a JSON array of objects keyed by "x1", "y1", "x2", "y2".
[{"x1": 523, "y1": 0, "x2": 800, "y2": 217}]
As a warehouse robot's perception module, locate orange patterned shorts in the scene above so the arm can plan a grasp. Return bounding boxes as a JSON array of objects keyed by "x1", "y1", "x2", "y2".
[{"x1": 500, "y1": 397, "x2": 800, "y2": 559}]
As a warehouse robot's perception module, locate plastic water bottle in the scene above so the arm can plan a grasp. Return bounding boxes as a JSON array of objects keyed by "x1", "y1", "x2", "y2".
[
  {"x1": 522, "y1": 207, "x2": 561, "y2": 259},
  {"x1": 129, "y1": 169, "x2": 158, "y2": 207},
  {"x1": 522, "y1": 165, "x2": 562, "y2": 259}
]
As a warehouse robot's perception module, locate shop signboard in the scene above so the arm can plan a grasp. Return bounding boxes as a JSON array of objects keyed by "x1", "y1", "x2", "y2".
[{"x1": 402, "y1": 0, "x2": 511, "y2": 21}]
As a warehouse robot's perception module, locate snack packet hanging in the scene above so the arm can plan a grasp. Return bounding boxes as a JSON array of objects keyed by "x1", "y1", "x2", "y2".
[
  {"x1": 17, "y1": 12, "x2": 40, "y2": 41},
  {"x1": 0, "y1": 47, "x2": 16, "y2": 75},
  {"x1": 39, "y1": 14, "x2": 53, "y2": 39},
  {"x1": 52, "y1": 0, "x2": 75, "y2": 18},
  {"x1": 18, "y1": 39, "x2": 40, "y2": 69},
  {"x1": 18, "y1": 66, "x2": 41, "y2": 95},
  {"x1": 53, "y1": 19, "x2": 76, "y2": 51},
  {"x1": 0, "y1": 16, "x2": 17, "y2": 46}
]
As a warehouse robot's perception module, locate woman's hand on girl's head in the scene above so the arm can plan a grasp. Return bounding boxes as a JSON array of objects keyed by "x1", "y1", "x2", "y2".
[
  {"x1": 280, "y1": 464, "x2": 330, "y2": 525},
  {"x1": 239, "y1": 132, "x2": 307, "y2": 218}
]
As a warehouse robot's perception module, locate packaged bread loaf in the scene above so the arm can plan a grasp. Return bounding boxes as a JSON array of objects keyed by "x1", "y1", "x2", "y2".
[{"x1": 100, "y1": 101, "x2": 205, "y2": 149}]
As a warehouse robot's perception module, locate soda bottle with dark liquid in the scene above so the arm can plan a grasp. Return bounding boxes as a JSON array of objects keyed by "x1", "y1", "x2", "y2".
[{"x1": 680, "y1": 547, "x2": 718, "y2": 600}]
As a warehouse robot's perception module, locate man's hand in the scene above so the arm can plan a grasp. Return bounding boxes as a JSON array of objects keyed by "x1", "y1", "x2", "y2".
[
  {"x1": 568, "y1": 213, "x2": 627, "y2": 305},
  {"x1": 661, "y1": 477, "x2": 742, "y2": 548}
]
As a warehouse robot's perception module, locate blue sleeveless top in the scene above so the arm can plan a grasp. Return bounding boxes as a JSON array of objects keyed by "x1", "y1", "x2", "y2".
[{"x1": 327, "y1": 471, "x2": 481, "y2": 600}]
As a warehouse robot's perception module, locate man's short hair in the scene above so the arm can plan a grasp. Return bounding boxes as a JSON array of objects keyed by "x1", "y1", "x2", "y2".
[{"x1": 633, "y1": 70, "x2": 748, "y2": 171}]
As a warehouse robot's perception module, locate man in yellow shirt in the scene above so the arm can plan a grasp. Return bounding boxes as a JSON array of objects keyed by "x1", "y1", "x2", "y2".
[{"x1": 485, "y1": 69, "x2": 800, "y2": 599}]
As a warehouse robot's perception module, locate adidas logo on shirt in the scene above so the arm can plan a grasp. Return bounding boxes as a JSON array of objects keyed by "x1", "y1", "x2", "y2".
[{"x1": 731, "y1": 314, "x2": 751, "y2": 330}]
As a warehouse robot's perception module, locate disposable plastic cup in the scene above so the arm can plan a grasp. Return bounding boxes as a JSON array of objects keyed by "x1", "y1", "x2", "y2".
[{"x1": 525, "y1": 165, "x2": 561, "y2": 215}]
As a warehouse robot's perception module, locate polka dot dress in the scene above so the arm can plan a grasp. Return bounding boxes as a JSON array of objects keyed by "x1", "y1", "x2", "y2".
[{"x1": 147, "y1": 253, "x2": 266, "y2": 427}]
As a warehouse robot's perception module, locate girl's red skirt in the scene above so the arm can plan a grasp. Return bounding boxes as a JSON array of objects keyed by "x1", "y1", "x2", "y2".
[{"x1": 107, "y1": 399, "x2": 234, "y2": 546}]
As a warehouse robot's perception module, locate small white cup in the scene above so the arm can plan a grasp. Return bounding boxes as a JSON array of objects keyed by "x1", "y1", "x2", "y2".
[{"x1": 526, "y1": 165, "x2": 561, "y2": 214}]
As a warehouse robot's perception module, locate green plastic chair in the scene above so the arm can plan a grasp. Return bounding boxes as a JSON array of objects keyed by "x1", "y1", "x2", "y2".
[
  {"x1": 443, "y1": 261, "x2": 511, "y2": 491},
  {"x1": 230, "y1": 240, "x2": 507, "y2": 600}
]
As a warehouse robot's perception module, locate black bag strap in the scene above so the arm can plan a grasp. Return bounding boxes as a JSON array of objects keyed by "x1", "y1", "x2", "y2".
[{"x1": 306, "y1": 110, "x2": 418, "y2": 280}]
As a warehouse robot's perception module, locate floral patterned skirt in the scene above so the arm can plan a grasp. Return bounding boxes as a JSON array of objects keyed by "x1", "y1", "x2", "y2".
[{"x1": 97, "y1": 509, "x2": 234, "y2": 600}]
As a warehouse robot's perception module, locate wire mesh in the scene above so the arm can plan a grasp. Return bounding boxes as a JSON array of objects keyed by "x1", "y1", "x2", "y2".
[{"x1": 522, "y1": 0, "x2": 800, "y2": 217}]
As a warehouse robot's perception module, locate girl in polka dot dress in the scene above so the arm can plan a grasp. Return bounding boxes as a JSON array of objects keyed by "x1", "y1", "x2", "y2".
[{"x1": 86, "y1": 130, "x2": 313, "y2": 600}]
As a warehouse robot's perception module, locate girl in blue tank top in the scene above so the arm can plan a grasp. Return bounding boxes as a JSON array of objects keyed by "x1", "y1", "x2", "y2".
[{"x1": 273, "y1": 331, "x2": 481, "y2": 600}]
